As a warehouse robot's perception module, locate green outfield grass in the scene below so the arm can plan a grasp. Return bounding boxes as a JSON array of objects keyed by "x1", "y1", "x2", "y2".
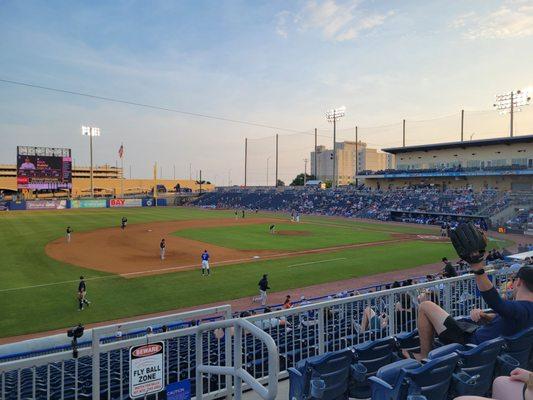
[
  {"x1": 174, "y1": 222, "x2": 392, "y2": 250},
  {"x1": 0, "y1": 207, "x2": 511, "y2": 338}
]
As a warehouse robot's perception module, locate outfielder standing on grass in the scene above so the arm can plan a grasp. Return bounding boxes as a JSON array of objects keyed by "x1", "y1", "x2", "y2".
[
  {"x1": 121, "y1": 216, "x2": 128, "y2": 230},
  {"x1": 77, "y1": 276, "x2": 91, "y2": 311},
  {"x1": 160, "y1": 238, "x2": 166, "y2": 260},
  {"x1": 201, "y1": 249, "x2": 210, "y2": 276},
  {"x1": 269, "y1": 224, "x2": 276, "y2": 234},
  {"x1": 66, "y1": 226, "x2": 73, "y2": 243}
]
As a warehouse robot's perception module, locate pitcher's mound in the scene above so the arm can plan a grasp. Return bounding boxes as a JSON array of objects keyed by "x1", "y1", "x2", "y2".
[{"x1": 276, "y1": 230, "x2": 311, "y2": 236}]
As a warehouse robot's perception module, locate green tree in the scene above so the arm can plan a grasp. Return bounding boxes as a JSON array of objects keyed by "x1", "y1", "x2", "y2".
[
  {"x1": 290, "y1": 173, "x2": 316, "y2": 186},
  {"x1": 276, "y1": 179, "x2": 285, "y2": 187}
]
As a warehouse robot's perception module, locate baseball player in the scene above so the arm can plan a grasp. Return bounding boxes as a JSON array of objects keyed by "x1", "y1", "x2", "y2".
[
  {"x1": 77, "y1": 276, "x2": 91, "y2": 311},
  {"x1": 66, "y1": 226, "x2": 73, "y2": 243},
  {"x1": 201, "y1": 249, "x2": 210, "y2": 276},
  {"x1": 234, "y1": 210, "x2": 238, "y2": 220},
  {"x1": 121, "y1": 216, "x2": 128, "y2": 230},
  {"x1": 252, "y1": 274, "x2": 270, "y2": 306},
  {"x1": 269, "y1": 224, "x2": 276, "y2": 234},
  {"x1": 241, "y1": 210, "x2": 245, "y2": 219},
  {"x1": 160, "y1": 238, "x2": 166, "y2": 260}
]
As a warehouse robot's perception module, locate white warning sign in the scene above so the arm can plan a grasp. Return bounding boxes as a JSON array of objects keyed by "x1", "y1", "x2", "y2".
[{"x1": 129, "y1": 342, "x2": 165, "y2": 398}]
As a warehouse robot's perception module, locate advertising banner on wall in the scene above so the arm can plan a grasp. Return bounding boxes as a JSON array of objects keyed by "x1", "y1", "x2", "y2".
[
  {"x1": 109, "y1": 198, "x2": 142, "y2": 208},
  {"x1": 26, "y1": 200, "x2": 67, "y2": 210},
  {"x1": 129, "y1": 342, "x2": 165, "y2": 399},
  {"x1": 70, "y1": 199, "x2": 107, "y2": 209}
]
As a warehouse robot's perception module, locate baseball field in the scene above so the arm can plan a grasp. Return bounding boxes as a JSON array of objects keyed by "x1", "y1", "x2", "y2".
[{"x1": 0, "y1": 207, "x2": 508, "y2": 339}]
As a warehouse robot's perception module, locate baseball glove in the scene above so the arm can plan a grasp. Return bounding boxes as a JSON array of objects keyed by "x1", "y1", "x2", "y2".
[{"x1": 449, "y1": 222, "x2": 487, "y2": 264}]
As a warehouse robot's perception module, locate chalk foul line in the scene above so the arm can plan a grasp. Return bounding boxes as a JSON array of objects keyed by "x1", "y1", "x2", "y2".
[{"x1": 287, "y1": 258, "x2": 347, "y2": 268}]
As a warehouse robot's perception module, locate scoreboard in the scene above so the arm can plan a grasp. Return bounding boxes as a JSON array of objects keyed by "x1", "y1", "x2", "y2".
[{"x1": 17, "y1": 146, "x2": 72, "y2": 190}]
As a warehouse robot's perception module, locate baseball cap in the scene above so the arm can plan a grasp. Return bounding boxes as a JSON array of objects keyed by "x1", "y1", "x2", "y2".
[{"x1": 517, "y1": 266, "x2": 533, "y2": 290}]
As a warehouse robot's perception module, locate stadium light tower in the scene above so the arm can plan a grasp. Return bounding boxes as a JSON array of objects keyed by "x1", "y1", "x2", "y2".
[
  {"x1": 81, "y1": 126, "x2": 101, "y2": 198},
  {"x1": 325, "y1": 106, "x2": 346, "y2": 187},
  {"x1": 493, "y1": 89, "x2": 531, "y2": 137}
]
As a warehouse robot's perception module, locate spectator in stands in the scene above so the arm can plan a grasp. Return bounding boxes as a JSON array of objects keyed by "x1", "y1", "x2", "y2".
[
  {"x1": 402, "y1": 264, "x2": 533, "y2": 361},
  {"x1": 360, "y1": 306, "x2": 388, "y2": 332},
  {"x1": 253, "y1": 307, "x2": 291, "y2": 331},
  {"x1": 454, "y1": 368, "x2": 533, "y2": 400},
  {"x1": 282, "y1": 295, "x2": 292, "y2": 309},
  {"x1": 442, "y1": 257, "x2": 458, "y2": 278}
]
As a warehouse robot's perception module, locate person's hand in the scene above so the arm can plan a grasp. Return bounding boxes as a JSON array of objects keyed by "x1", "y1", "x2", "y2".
[
  {"x1": 509, "y1": 368, "x2": 531, "y2": 383},
  {"x1": 470, "y1": 308, "x2": 485, "y2": 322}
]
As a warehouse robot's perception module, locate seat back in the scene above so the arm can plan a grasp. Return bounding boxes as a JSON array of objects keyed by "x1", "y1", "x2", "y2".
[
  {"x1": 353, "y1": 336, "x2": 399, "y2": 375},
  {"x1": 403, "y1": 353, "x2": 459, "y2": 400},
  {"x1": 305, "y1": 348, "x2": 353, "y2": 400},
  {"x1": 350, "y1": 336, "x2": 399, "y2": 398},
  {"x1": 502, "y1": 326, "x2": 533, "y2": 370}
]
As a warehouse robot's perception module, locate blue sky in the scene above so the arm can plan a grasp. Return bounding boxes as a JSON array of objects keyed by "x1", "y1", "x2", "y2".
[{"x1": 1, "y1": 0, "x2": 532, "y2": 184}]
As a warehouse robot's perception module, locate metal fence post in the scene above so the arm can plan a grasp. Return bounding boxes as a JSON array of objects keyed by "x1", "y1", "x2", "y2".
[
  {"x1": 196, "y1": 330, "x2": 203, "y2": 400},
  {"x1": 234, "y1": 324, "x2": 243, "y2": 400},
  {"x1": 387, "y1": 293, "x2": 396, "y2": 336},
  {"x1": 92, "y1": 329, "x2": 100, "y2": 400},
  {"x1": 224, "y1": 308, "x2": 233, "y2": 399},
  {"x1": 318, "y1": 307, "x2": 325, "y2": 355}
]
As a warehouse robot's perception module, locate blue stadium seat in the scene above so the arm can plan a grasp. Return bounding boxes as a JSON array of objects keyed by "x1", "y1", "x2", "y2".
[
  {"x1": 288, "y1": 348, "x2": 366, "y2": 400},
  {"x1": 349, "y1": 336, "x2": 400, "y2": 399},
  {"x1": 369, "y1": 352, "x2": 459, "y2": 400},
  {"x1": 395, "y1": 330, "x2": 420, "y2": 355},
  {"x1": 428, "y1": 338, "x2": 517, "y2": 397},
  {"x1": 499, "y1": 326, "x2": 533, "y2": 375}
]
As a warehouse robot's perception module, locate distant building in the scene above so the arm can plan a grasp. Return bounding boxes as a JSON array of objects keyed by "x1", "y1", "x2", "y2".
[
  {"x1": 355, "y1": 135, "x2": 533, "y2": 191},
  {"x1": 310, "y1": 141, "x2": 394, "y2": 185}
]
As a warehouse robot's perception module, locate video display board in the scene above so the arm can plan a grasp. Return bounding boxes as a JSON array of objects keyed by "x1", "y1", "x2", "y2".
[{"x1": 17, "y1": 146, "x2": 72, "y2": 190}]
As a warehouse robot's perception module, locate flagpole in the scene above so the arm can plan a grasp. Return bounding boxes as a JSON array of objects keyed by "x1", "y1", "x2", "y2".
[{"x1": 120, "y1": 142, "x2": 124, "y2": 198}]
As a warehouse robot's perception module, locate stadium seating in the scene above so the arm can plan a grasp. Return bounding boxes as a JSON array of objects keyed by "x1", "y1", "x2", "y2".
[
  {"x1": 288, "y1": 348, "x2": 366, "y2": 400},
  {"x1": 369, "y1": 352, "x2": 460, "y2": 400},
  {"x1": 349, "y1": 336, "x2": 400, "y2": 399},
  {"x1": 194, "y1": 187, "x2": 507, "y2": 224}
]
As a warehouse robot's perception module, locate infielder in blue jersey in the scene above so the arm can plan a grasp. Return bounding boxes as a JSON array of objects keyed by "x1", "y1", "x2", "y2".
[{"x1": 201, "y1": 249, "x2": 210, "y2": 276}]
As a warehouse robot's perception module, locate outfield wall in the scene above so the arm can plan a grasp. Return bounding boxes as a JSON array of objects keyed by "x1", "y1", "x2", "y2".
[{"x1": 2, "y1": 197, "x2": 168, "y2": 211}]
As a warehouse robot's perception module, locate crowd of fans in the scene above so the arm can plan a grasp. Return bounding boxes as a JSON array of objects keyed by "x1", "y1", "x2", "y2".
[
  {"x1": 194, "y1": 187, "x2": 510, "y2": 225},
  {"x1": 358, "y1": 163, "x2": 532, "y2": 176}
]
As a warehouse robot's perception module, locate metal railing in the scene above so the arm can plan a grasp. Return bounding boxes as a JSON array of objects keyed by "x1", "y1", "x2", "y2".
[{"x1": 0, "y1": 267, "x2": 516, "y2": 399}]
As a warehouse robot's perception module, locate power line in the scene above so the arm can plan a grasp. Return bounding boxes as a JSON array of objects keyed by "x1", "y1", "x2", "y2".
[{"x1": 0, "y1": 78, "x2": 311, "y2": 134}]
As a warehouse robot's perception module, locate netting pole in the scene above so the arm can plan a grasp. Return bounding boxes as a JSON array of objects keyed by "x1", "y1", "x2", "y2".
[
  {"x1": 244, "y1": 138, "x2": 247, "y2": 187},
  {"x1": 355, "y1": 126, "x2": 358, "y2": 186},
  {"x1": 402, "y1": 119, "x2": 406, "y2": 147},
  {"x1": 510, "y1": 91, "x2": 514, "y2": 137},
  {"x1": 275, "y1": 134, "x2": 278, "y2": 187},
  {"x1": 461, "y1": 109, "x2": 464, "y2": 142},
  {"x1": 333, "y1": 117, "x2": 337, "y2": 187},
  {"x1": 314, "y1": 128, "x2": 317, "y2": 177}
]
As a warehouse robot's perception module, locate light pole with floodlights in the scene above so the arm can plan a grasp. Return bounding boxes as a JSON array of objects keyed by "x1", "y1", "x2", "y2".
[
  {"x1": 494, "y1": 89, "x2": 531, "y2": 137},
  {"x1": 81, "y1": 126, "x2": 100, "y2": 198},
  {"x1": 325, "y1": 106, "x2": 346, "y2": 187}
]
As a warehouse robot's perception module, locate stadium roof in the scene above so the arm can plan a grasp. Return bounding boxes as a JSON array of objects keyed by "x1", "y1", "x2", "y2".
[{"x1": 382, "y1": 134, "x2": 533, "y2": 154}]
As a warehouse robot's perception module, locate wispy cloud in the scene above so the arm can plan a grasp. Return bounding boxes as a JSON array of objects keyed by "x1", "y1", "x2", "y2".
[
  {"x1": 276, "y1": 0, "x2": 394, "y2": 42},
  {"x1": 452, "y1": 3, "x2": 533, "y2": 39}
]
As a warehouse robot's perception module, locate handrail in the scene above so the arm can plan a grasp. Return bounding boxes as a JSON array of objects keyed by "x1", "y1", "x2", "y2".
[{"x1": 195, "y1": 318, "x2": 279, "y2": 400}]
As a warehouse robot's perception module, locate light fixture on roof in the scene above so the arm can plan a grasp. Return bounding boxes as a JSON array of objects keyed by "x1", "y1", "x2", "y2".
[
  {"x1": 493, "y1": 89, "x2": 531, "y2": 137},
  {"x1": 325, "y1": 106, "x2": 346, "y2": 187}
]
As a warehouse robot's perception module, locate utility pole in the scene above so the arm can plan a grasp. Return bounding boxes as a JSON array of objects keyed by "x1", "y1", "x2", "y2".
[
  {"x1": 189, "y1": 163, "x2": 192, "y2": 180},
  {"x1": 244, "y1": 138, "x2": 248, "y2": 187},
  {"x1": 275, "y1": 134, "x2": 279, "y2": 187},
  {"x1": 199, "y1": 170, "x2": 202, "y2": 194},
  {"x1": 460, "y1": 110, "x2": 464, "y2": 142},
  {"x1": 402, "y1": 119, "x2": 406, "y2": 147},
  {"x1": 173, "y1": 164, "x2": 176, "y2": 180}
]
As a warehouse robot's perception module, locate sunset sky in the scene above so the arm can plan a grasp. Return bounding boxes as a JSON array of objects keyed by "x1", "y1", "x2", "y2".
[{"x1": 1, "y1": 0, "x2": 532, "y2": 184}]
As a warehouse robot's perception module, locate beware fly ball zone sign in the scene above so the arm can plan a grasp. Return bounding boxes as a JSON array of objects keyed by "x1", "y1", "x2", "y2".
[{"x1": 129, "y1": 342, "x2": 165, "y2": 398}]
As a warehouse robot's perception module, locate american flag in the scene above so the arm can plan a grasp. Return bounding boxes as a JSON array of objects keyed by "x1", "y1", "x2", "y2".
[{"x1": 118, "y1": 144, "x2": 124, "y2": 159}]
